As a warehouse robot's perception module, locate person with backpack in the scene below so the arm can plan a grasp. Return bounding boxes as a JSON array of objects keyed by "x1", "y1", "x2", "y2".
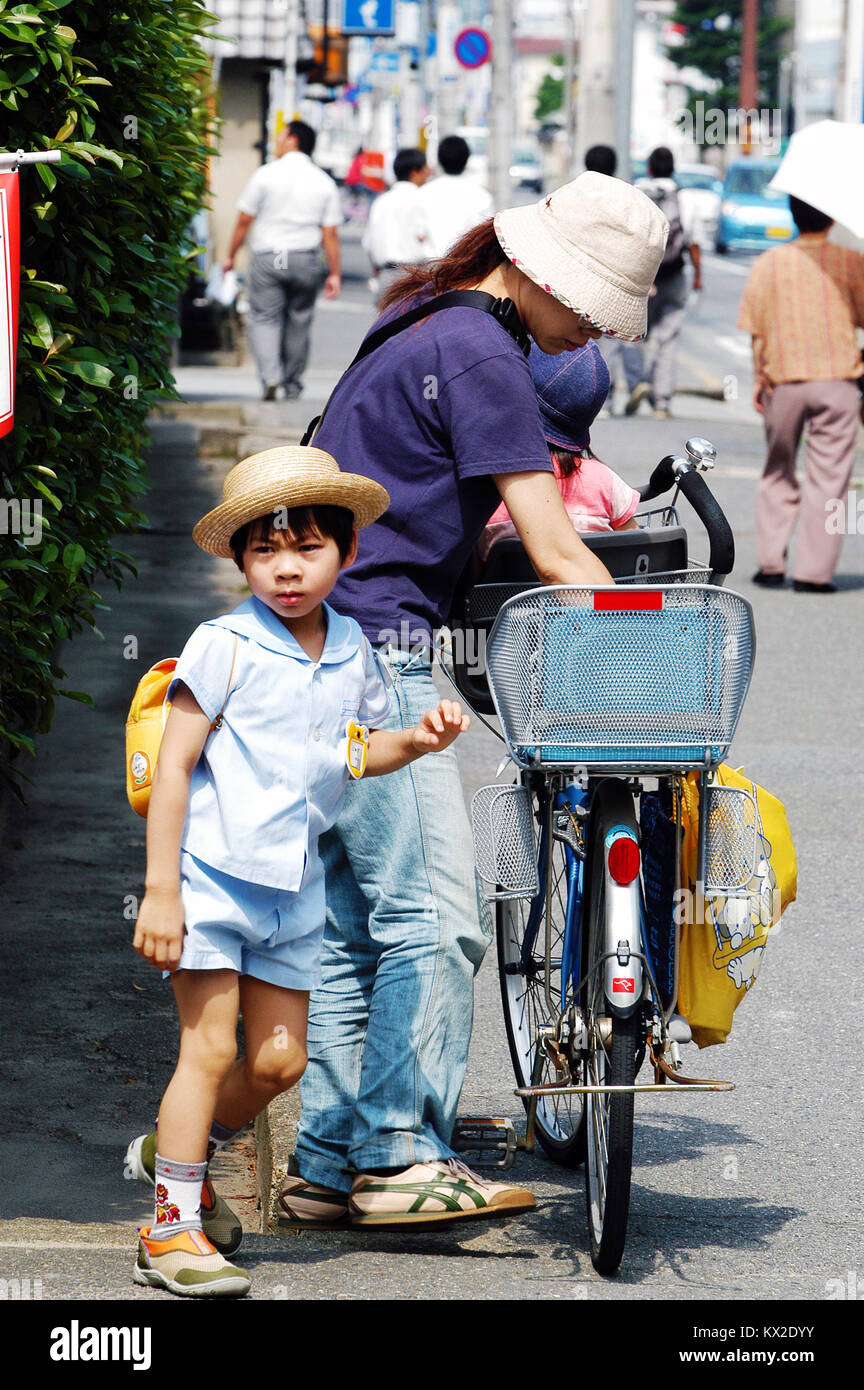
[{"x1": 624, "y1": 147, "x2": 704, "y2": 420}]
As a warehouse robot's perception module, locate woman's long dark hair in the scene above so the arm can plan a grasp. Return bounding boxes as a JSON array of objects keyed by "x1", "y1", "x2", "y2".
[{"x1": 378, "y1": 218, "x2": 506, "y2": 312}]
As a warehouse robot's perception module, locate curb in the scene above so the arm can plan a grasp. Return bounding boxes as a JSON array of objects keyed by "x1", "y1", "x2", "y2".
[
  {"x1": 152, "y1": 403, "x2": 307, "y2": 457},
  {"x1": 255, "y1": 1089, "x2": 302, "y2": 1230}
]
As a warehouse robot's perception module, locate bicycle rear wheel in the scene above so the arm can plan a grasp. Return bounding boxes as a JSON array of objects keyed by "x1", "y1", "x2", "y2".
[
  {"x1": 497, "y1": 784, "x2": 586, "y2": 1166},
  {"x1": 582, "y1": 783, "x2": 641, "y2": 1274}
]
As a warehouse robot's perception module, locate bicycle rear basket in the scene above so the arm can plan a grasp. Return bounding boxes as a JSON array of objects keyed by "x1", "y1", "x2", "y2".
[
  {"x1": 471, "y1": 784, "x2": 539, "y2": 900},
  {"x1": 484, "y1": 585, "x2": 755, "y2": 769}
]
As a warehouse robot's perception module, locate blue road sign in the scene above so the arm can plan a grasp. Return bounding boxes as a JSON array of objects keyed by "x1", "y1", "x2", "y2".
[
  {"x1": 370, "y1": 50, "x2": 400, "y2": 73},
  {"x1": 342, "y1": 0, "x2": 396, "y2": 37},
  {"x1": 454, "y1": 27, "x2": 491, "y2": 69}
]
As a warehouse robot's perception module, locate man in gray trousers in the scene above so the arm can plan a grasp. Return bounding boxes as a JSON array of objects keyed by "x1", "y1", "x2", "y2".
[{"x1": 224, "y1": 121, "x2": 342, "y2": 400}]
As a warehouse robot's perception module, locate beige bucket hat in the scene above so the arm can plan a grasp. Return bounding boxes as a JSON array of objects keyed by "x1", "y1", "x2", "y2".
[
  {"x1": 193, "y1": 446, "x2": 391, "y2": 557},
  {"x1": 494, "y1": 172, "x2": 670, "y2": 341}
]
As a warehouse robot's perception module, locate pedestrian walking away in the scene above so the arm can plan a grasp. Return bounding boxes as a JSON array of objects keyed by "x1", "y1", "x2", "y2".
[
  {"x1": 624, "y1": 146, "x2": 705, "y2": 420},
  {"x1": 416, "y1": 134, "x2": 495, "y2": 261},
  {"x1": 224, "y1": 121, "x2": 343, "y2": 401},
  {"x1": 125, "y1": 444, "x2": 475, "y2": 1296},
  {"x1": 738, "y1": 195, "x2": 864, "y2": 591},
  {"x1": 362, "y1": 148, "x2": 430, "y2": 308},
  {"x1": 276, "y1": 171, "x2": 668, "y2": 1232}
]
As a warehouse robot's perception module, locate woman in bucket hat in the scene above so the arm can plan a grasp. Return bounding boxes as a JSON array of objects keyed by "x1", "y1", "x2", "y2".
[
  {"x1": 125, "y1": 446, "x2": 480, "y2": 1295},
  {"x1": 278, "y1": 173, "x2": 669, "y2": 1231}
]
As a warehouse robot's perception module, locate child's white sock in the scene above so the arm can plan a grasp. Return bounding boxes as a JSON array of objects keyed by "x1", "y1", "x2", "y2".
[{"x1": 151, "y1": 1155, "x2": 208, "y2": 1239}]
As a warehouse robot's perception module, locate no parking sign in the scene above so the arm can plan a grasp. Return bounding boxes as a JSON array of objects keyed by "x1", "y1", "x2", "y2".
[{"x1": 454, "y1": 27, "x2": 492, "y2": 69}]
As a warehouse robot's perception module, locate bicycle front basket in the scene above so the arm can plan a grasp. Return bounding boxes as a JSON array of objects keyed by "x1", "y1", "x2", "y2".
[{"x1": 484, "y1": 585, "x2": 755, "y2": 769}]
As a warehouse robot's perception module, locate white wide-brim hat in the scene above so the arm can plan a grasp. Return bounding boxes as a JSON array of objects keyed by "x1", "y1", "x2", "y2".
[
  {"x1": 193, "y1": 446, "x2": 391, "y2": 557},
  {"x1": 494, "y1": 172, "x2": 670, "y2": 341}
]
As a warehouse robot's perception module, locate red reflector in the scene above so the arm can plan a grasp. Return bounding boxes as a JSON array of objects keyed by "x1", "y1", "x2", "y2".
[
  {"x1": 608, "y1": 837, "x2": 640, "y2": 885},
  {"x1": 594, "y1": 591, "x2": 663, "y2": 611}
]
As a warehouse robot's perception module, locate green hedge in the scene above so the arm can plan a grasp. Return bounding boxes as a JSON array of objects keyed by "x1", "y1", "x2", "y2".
[{"x1": 0, "y1": 0, "x2": 215, "y2": 794}]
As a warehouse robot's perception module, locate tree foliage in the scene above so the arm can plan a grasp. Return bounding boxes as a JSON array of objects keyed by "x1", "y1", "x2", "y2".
[
  {"x1": 667, "y1": 1, "x2": 792, "y2": 119},
  {"x1": 0, "y1": 0, "x2": 216, "y2": 794},
  {"x1": 534, "y1": 54, "x2": 564, "y2": 122}
]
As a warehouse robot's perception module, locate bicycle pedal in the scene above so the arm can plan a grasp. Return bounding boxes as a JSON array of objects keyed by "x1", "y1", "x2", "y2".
[{"x1": 451, "y1": 1117, "x2": 518, "y2": 1170}]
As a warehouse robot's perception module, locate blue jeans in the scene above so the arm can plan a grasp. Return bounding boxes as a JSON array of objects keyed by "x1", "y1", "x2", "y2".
[{"x1": 295, "y1": 650, "x2": 491, "y2": 1191}]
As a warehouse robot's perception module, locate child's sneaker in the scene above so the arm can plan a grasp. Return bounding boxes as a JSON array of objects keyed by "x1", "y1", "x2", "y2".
[
  {"x1": 134, "y1": 1226, "x2": 250, "y2": 1298},
  {"x1": 124, "y1": 1132, "x2": 243, "y2": 1256}
]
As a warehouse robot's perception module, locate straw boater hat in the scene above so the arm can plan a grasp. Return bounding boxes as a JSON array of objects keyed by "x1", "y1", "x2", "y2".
[
  {"x1": 193, "y1": 446, "x2": 391, "y2": 557},
  {"x1": 494, "y1": 171, "x2": 669, "y2": 342}
]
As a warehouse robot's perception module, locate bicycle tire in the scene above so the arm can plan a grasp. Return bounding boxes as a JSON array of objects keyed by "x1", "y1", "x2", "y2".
[
  {"x1": 582, "y1": 784, "x2": 640, "y2": 1275},
  {"x1": 497, "y1": 783, "x2": 587, "y2": 1167}
]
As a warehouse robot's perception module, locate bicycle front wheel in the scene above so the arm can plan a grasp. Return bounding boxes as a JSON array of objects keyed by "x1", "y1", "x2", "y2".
[
  {"x1": 582, "y1": 784, "x2": 640, "y2": 1275},
  {"x1": 497, "y1": 785, "x2": 586, "y2": 1166}
]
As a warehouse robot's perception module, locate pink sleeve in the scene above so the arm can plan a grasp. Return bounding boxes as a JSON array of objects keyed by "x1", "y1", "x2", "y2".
[{"x1": 608, "y1": 469, "x2": 641, "y2": 528}]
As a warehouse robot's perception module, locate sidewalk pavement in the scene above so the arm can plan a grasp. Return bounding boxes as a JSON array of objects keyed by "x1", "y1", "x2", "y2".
[{"x1": 0, "y1": 420, "x2": 270, "y2": 1289}]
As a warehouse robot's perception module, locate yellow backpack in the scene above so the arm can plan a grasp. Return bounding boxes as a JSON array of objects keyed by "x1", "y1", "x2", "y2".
[
  {"x1": 677, "y1": 764, "x2": 797, "y2": 1047},
  {"x1": 125, "y1": 636, "x2": 238, "y2": 817}
]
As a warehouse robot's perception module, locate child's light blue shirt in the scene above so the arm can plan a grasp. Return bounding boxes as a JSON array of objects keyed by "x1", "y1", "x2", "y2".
[{"x1": 167, "y1": 595, "x2": 392, "y2": 892}]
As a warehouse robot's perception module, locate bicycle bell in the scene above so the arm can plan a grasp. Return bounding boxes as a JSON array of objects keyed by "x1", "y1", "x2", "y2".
[{"x1": 685, "y1": 436, "x2": 717, "y2": 470}]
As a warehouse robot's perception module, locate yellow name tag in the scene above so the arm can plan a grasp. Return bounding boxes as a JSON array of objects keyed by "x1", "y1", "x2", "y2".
[{"x1": 345, "y1": 718, "x2": 369, "y2": 778}]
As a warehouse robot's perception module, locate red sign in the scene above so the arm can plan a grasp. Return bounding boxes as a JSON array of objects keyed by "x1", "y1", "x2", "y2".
[
  {"x1": 0, "y1": 170, "x2": 20, "y2": 439},
  {"x1": 594, "y1": 590, "x2": 663, "y2": 611},
  {"x1": 612, "y1": 978, "x2": 635, "y2": 993}
]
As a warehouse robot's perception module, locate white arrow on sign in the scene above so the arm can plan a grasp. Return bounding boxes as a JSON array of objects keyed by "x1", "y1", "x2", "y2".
[{"x1": 360, "y1": 0, "x2": 378, "y2": 26}]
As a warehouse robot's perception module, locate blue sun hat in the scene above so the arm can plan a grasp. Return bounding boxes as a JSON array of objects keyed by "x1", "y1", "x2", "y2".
[{"x1": 530, "y1": 341, "x2": 611, "y2": 453}]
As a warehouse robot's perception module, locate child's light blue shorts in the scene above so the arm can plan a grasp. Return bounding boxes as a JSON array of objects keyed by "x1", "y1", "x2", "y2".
[{"x1": 169, "y1": 850, "x2": 325, "y2": 991}]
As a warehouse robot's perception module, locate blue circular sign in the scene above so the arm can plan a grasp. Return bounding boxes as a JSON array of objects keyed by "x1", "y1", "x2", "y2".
[{"x1": 454, "y1": 27, "x2": 491, "y2": 69}]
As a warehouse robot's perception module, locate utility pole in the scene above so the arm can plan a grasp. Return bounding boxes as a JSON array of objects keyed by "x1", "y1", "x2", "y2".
[
  {"x1": 739, "y1": 0, "x2": 759, "y2": 151},
  {"x1": 574, "y1": 0, "x2": 634, "y2": 177},
  {"x1": 282, "y1": 0, "x2": 300, "y2": 126},
  {"x1": 614, "y1": 0, "x2": 634, "y2": 183},
  {"x1": 489, "y1": 0, "x2": 514, "y2": 208},
  {"x1": 563, "y1": 0, "x2": 576, "y2": 180}
]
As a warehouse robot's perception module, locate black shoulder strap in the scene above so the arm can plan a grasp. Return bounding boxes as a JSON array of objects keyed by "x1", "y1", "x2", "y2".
[{"x1": 301, "y1": 290, "x2": 530, "y2": 446}]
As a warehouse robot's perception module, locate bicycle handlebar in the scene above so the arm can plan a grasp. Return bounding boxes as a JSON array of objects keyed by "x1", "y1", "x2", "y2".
[
  {"x1": 638, "y1": 454, "x2": 678, "y2": 503},
  {"x1": 639, "y1": 455, "x2": 735, "y2": 579}
]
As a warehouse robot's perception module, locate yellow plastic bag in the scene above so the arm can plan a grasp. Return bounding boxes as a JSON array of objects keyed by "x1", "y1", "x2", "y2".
[{"x1": 677, "y1": 764, "x2": 797, "y2": 1048}]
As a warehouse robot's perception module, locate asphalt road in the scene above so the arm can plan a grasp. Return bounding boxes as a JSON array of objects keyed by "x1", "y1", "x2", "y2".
[{"x1": 2, "y1": 226, "x2": 862, "y2": 1317}]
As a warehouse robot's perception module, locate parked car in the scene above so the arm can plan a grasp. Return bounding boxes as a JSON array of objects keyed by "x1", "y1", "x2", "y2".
[
  {"x1": 674, "y1": 163, "x2": 723, "y2": 247},
  {"x1": 715, "y1": 159, "x2": 796, "y2": 254}
]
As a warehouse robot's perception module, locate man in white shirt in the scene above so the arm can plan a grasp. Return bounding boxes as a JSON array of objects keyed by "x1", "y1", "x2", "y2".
[
  {"x1": 417, "y1": 135, "x2": 494, "y2": 260},
  {"x1": 224, "y1": 121, "x2": 343, "y2": 400},
  {"x1": 362, "y1": 149, "x2": 430, "y2": 305}
]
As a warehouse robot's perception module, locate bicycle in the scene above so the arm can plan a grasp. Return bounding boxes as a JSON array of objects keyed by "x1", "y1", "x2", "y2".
[{"x1": 446, "y1": 437, "x2": 757, "y2": 1275}]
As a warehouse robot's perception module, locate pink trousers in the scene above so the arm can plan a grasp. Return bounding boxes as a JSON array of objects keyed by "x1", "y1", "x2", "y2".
[{"x1": 757, "y1": 379, "x2": 860, "y2": 584}]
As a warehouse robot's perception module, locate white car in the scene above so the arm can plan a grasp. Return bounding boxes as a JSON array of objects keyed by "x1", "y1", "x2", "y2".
[{"x1": 675, "y1": 163, "x2": 723, "y2": 248}]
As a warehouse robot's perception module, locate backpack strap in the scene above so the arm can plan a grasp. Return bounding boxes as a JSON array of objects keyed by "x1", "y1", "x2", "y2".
[
  {"x1": 302, "y1": 290, "x2": 530, "y2": 446},
  {"x1": 210, "y1": 633, "x2": 239, "y2": 733}
]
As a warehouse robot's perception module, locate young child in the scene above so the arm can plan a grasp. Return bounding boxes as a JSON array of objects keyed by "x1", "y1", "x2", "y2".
[
  {"x1": 127, "y1": 446, "x2": 469, "y2": 1298},
  {"x1": 479, "y1": 341, "x2": 641, "y2": 560}
]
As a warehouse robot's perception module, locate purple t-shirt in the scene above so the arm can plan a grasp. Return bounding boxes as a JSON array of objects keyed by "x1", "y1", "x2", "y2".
[{"x1": 318, "y1": 300, "x2": 553, "y2": 645}]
